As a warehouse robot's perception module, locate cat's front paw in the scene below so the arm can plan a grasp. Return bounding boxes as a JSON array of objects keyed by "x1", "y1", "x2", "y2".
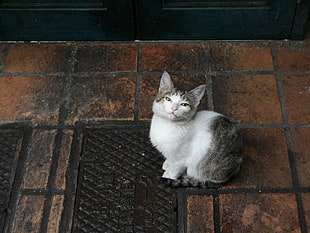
[
  {"x1": 162, "y1": 170, "x2": 178, "y2": 180},
  {"x1": 162, "y1": 160, "x2": 169, "y2": 171}
]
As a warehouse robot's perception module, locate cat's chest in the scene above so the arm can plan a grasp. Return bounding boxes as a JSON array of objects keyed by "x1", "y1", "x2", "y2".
[{"x1": 150, "y1": 116, "x2": 191, "y2": 152}]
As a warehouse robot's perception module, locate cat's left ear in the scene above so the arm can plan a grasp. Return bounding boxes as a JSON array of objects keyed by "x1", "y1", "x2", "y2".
[{"x1": 189, "y1": 85, "x2": 206, "y2": 106}]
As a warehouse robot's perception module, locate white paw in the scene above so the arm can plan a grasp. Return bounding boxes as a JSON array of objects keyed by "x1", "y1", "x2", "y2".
[
  {"x1": 162, "y1": 161, "x2": 169, "y2": 171},
  {"x1": 162, "y1": 170, "x2": 178, "y2": 180}
]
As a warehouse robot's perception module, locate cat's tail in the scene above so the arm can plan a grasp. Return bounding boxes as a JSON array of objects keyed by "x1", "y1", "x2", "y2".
[
  {"x1": 163, "y1": 165, "x2": 241, "y2": 188},
  {"x1": 162, "y1": 176, "x2": 221, "y2": 188}
]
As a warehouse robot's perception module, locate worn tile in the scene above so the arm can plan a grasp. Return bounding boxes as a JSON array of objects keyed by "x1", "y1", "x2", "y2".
[
  {"x1": 74, "y1": 44, "x2": 138, "y2": 72},
  {"x1": 139, "y1": 74, "x2": 208, "y2": 120},
  {"x1": 47, "y1": 195, "x2": 64, "y2": 233},
  {"x1": 219, "y1": 193, "x2": 300, "y2": 233},
  {"x1": 224, "y1": 128, "x2": 293, "y2": 189},
  {"x1": 66, "y1": 75, "x2": 136, "y2": 124},
  {"x1": 274, "y1": 42, "x2": 310, "y2": 71},
  {"x1": 55, "y1": 130, "x2": 73, "y2": 190},
  {"x1": 142, "y1": 43, "x2": 206, "y2": 72},
  {"x1": 302, "y1": 193, "x2": 310, "y2": 232},
  {"x1": 13, "y1": 195, "x2": 45, "y2": 233},
  {"x1": 3, "y1": 44, "x2": 71, "y2": 73},
  {"x1": 213, "y1": 74, "x2": 283, "y2": 124},
  {"x1": 187, "y1": 195, "x2": 214, "y2": 233},
  {"x1": 23, "y1": 130, "x2": 56, "y2": 189},
  {"x1": 282, "y1": 75, "x2": 310, "y2": 124},
  {"x1": 209, "y1": 42, "x2": 273, "y2": 71},
  {"x1": 0, "y1": 76, "x2": 64, "y2": 125},
  {"x1": 290, "y1": 128, "x2": 310, "y2": 187},
  {"x1": 0, "y1": 44, "x2": 8, "y2": 68}
]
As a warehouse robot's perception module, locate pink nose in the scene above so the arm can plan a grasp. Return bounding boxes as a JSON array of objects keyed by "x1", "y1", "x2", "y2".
[{"x1": 171, "y1": 105, "x2": 178, "y2": 111}]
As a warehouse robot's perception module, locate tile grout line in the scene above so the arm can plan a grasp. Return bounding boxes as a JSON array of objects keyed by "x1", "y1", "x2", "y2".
[
  {"x1": 203, "y1": 42, "x2": 214, "y2": 111},
  {"x1": 270, "y1": 42, "x2": 308, "y2": 233},
  {"x1": 39, "y1": 44, "x2": 78, "y2": 233},
  {"x1": 134, "y1": 43, "x2": 143, "y2": 121}
]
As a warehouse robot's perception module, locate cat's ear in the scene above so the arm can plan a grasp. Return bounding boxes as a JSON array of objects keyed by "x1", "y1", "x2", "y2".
[
  {"x1": 189, "y1": 85, "x2": 206, "y2": 106},
  {"x1": 159, "y1": 71, "x2": 174, "y2": 92}
]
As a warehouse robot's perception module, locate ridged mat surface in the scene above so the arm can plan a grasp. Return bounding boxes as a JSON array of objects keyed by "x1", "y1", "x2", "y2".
[
  {"x1": 0, "y1": 129, "x2": 24, "y2": 232},
  {"x1": 73, "y1": 126, "x2": 177, "y2": 233}
]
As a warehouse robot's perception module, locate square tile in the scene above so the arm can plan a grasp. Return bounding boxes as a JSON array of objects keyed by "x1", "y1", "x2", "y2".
[
  {"x1": 13, "y1": 195, "x2": 45, "y2": 233},
  {"x1": 213, "y1": 74, "x2": 282, "y2": 124},
  {"x1": 224, "y1": 128, "x2": 293, "y2": 189},
  {"x1": 139, "y1": 74, "x2": 208, "y2": 120},
  {"x1": 209, "y1": 42, "x2": 274, "y2": 71},
  {"x1": 220, "y1": 193, "x2": 300, "y2": 232},
  {"x1": 187, "y1": 195, "x2": 214, "y2": 233},
  {"x1": 74, "y1": 44, "x2": 138, "y2": 72},
  {"x1": 3, "y1": 44, "x2": 71, "y2": 73},
  {"x1": 290, "y1": 128, "x2": 310, "y2": 187},
  {"x1": 65, "y1": 75, "x2": 136, "y2": 124},
  {"x1": 0, "y1": 76, "x2": 65, "y2": 125},
  {"x1": 22, "y1": 130, "x2": 56, "y2": 189},
  {"x1": 274, "y1": 42, "x2": 310, "y2": 71},
  {"x1": 47, "y1": 195, "x2": 65, "y2": 233},
  {"x1": 141, "y1": 43, "x2": 206, "y2": 72},
  {"x1": 0, "y1": 44, "x2": 8, "y2": 68},
  {"x1": 282, "y1": 75, "x2": 310, "y2": 124},
  {"x1": 55, "y1": 130, "x2": 73, "y2": 190},
  {"x1": 302, "y1": 193, "x2": 310, "y2": 232}
]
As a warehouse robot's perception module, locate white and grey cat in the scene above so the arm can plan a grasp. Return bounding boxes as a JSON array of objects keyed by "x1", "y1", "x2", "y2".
[{"x1": 150, "y1": 71, "x2": 243, "y2": 187}]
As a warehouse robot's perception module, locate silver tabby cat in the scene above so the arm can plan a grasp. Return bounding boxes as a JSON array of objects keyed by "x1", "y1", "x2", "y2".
[{"x1": 150, "y1": 71, "x2": 243, "y2": 187}]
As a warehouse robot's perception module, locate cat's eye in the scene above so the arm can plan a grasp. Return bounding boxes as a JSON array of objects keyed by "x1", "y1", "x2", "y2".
[
  {"x1": 165, "y1": 96, "x2": 171, "y2": 101},
  {"x1": 181, "y1": 103, "x2": 189, "y2": 107}
]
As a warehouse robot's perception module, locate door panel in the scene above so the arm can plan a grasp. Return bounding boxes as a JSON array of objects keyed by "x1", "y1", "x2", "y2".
[
  {"x1": 136, "y1": 0, "x2": 298, "y2": 39},
  {"x1": 0, "y1": 1, "x2": 134, "y2": 40}
]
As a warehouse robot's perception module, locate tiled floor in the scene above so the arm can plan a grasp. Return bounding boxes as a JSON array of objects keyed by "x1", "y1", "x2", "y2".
[{"x1": 0, "y1": 40, "x2": 310, "y2": 233}]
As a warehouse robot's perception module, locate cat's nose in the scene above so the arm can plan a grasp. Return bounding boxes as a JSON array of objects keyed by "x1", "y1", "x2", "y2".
[{"x1": 171, "y1": 104, "x2": 178, "y2": 111}]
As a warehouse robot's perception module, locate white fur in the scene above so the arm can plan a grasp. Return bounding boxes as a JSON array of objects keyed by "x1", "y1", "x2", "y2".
[{"x1": 150, "y1": 110, "x2": 222, "y2": 180}]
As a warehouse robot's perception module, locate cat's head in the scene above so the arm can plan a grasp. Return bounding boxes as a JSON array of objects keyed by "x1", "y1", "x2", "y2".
[{"x1": 152, "y1": 71, "x2": 206, "y2": 122}]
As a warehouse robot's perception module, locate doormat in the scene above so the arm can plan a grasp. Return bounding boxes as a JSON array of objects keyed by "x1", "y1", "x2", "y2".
[
  {"x1": 72, "y1": 124, "x2": 177, "y2": 233},
  {"x1": 0, "y1": 127, "x2": 25, "y2": 232}
]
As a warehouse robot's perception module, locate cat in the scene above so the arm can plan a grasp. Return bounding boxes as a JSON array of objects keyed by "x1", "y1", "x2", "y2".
[{"x1": 149, "y1": 71, "x2": 243, "y2": 187}]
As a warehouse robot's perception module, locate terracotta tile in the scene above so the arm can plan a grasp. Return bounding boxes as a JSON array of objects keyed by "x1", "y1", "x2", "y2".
[
  {"x1": 209, "y1": 42, "x2": 273, "y2": 71},
  {"x1": 219, "y1": 193, "x2": 300, "y2": 233},
  {"x1": 47, "y1": 195, "x2": 64, "y2": 233},
  {"x1": 213, "y1": 74, "x2": 283, "y2": 124},
  {"x1": 139, "y1": 74, "x2": 208, "y2": 120},
  {"x1": 302, "y1": 193, "x2": 310, "y2": 232},
  {"x1": 66, "y1": 75, "x2": 136, "y2": 124},
  {"x1": 290, "y1": 128, "x2": 310, "y2": 187},
  {"x1": 0, "y1": 76, "x2": 64, "y2": 125},
  {"x1": 274, "y1": 42, "x2": 310, "y2": 71},
  {"x1": 3, "y1": 44, "x2": 71, "y2": 73},
  {"x1": 23, "y1": 130, "x2": 56, "y2": 189},
  {"x1": 224, "y1": 128, "x2": 293, "y2": 189},
  {"x1": 55, "y1": 130, "x2": 73, "y2": 190},
  {"x1": 187, "y1": 195, "x2": 214, "y2": 233},
  {"x1": 142, "y1": 43, "x2": 206, "y2": 72},
  {"x1": 282, "y1": 75, "x2": 310, "y2": 124},
  {"x1": 0, "y1": 44, "x2": 7, "y2": 68},
  {"x1": 74, "y1": 44, "x2": 138, "y2": 72},
  {"x1": 13, "y1": 195, "x2": 45, "y2": 233}
]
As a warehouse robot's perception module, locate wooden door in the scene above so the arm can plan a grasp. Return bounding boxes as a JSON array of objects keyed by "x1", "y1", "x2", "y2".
[
  {"x1": 135, "y1": 0, "x2": 302, "y2": 39},
  {"x1": 0, "y1": 1, "x2": 134, "y2": 40}
]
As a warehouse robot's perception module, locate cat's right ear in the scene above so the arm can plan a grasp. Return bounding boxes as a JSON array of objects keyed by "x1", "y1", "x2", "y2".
[{"x1": 159, "y1": 71, "x2": 174, "y2": 93}]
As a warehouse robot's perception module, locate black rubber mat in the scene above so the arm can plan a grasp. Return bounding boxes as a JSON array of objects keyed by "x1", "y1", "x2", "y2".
[
  {"x1": 0, "y1": 128, "x2": 24, "y2": 232},
  {"x1": 73, "y1": 125, "x2": 177, "y2": 233}
]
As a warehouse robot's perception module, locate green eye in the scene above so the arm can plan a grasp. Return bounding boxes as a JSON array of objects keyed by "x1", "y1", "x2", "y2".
[
  {"x1": 181, "y1": 103, "x2": 189, "y2": 107},
  {"x1": 165, "y1": 96, "x2": 171, "y2": 101}
]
